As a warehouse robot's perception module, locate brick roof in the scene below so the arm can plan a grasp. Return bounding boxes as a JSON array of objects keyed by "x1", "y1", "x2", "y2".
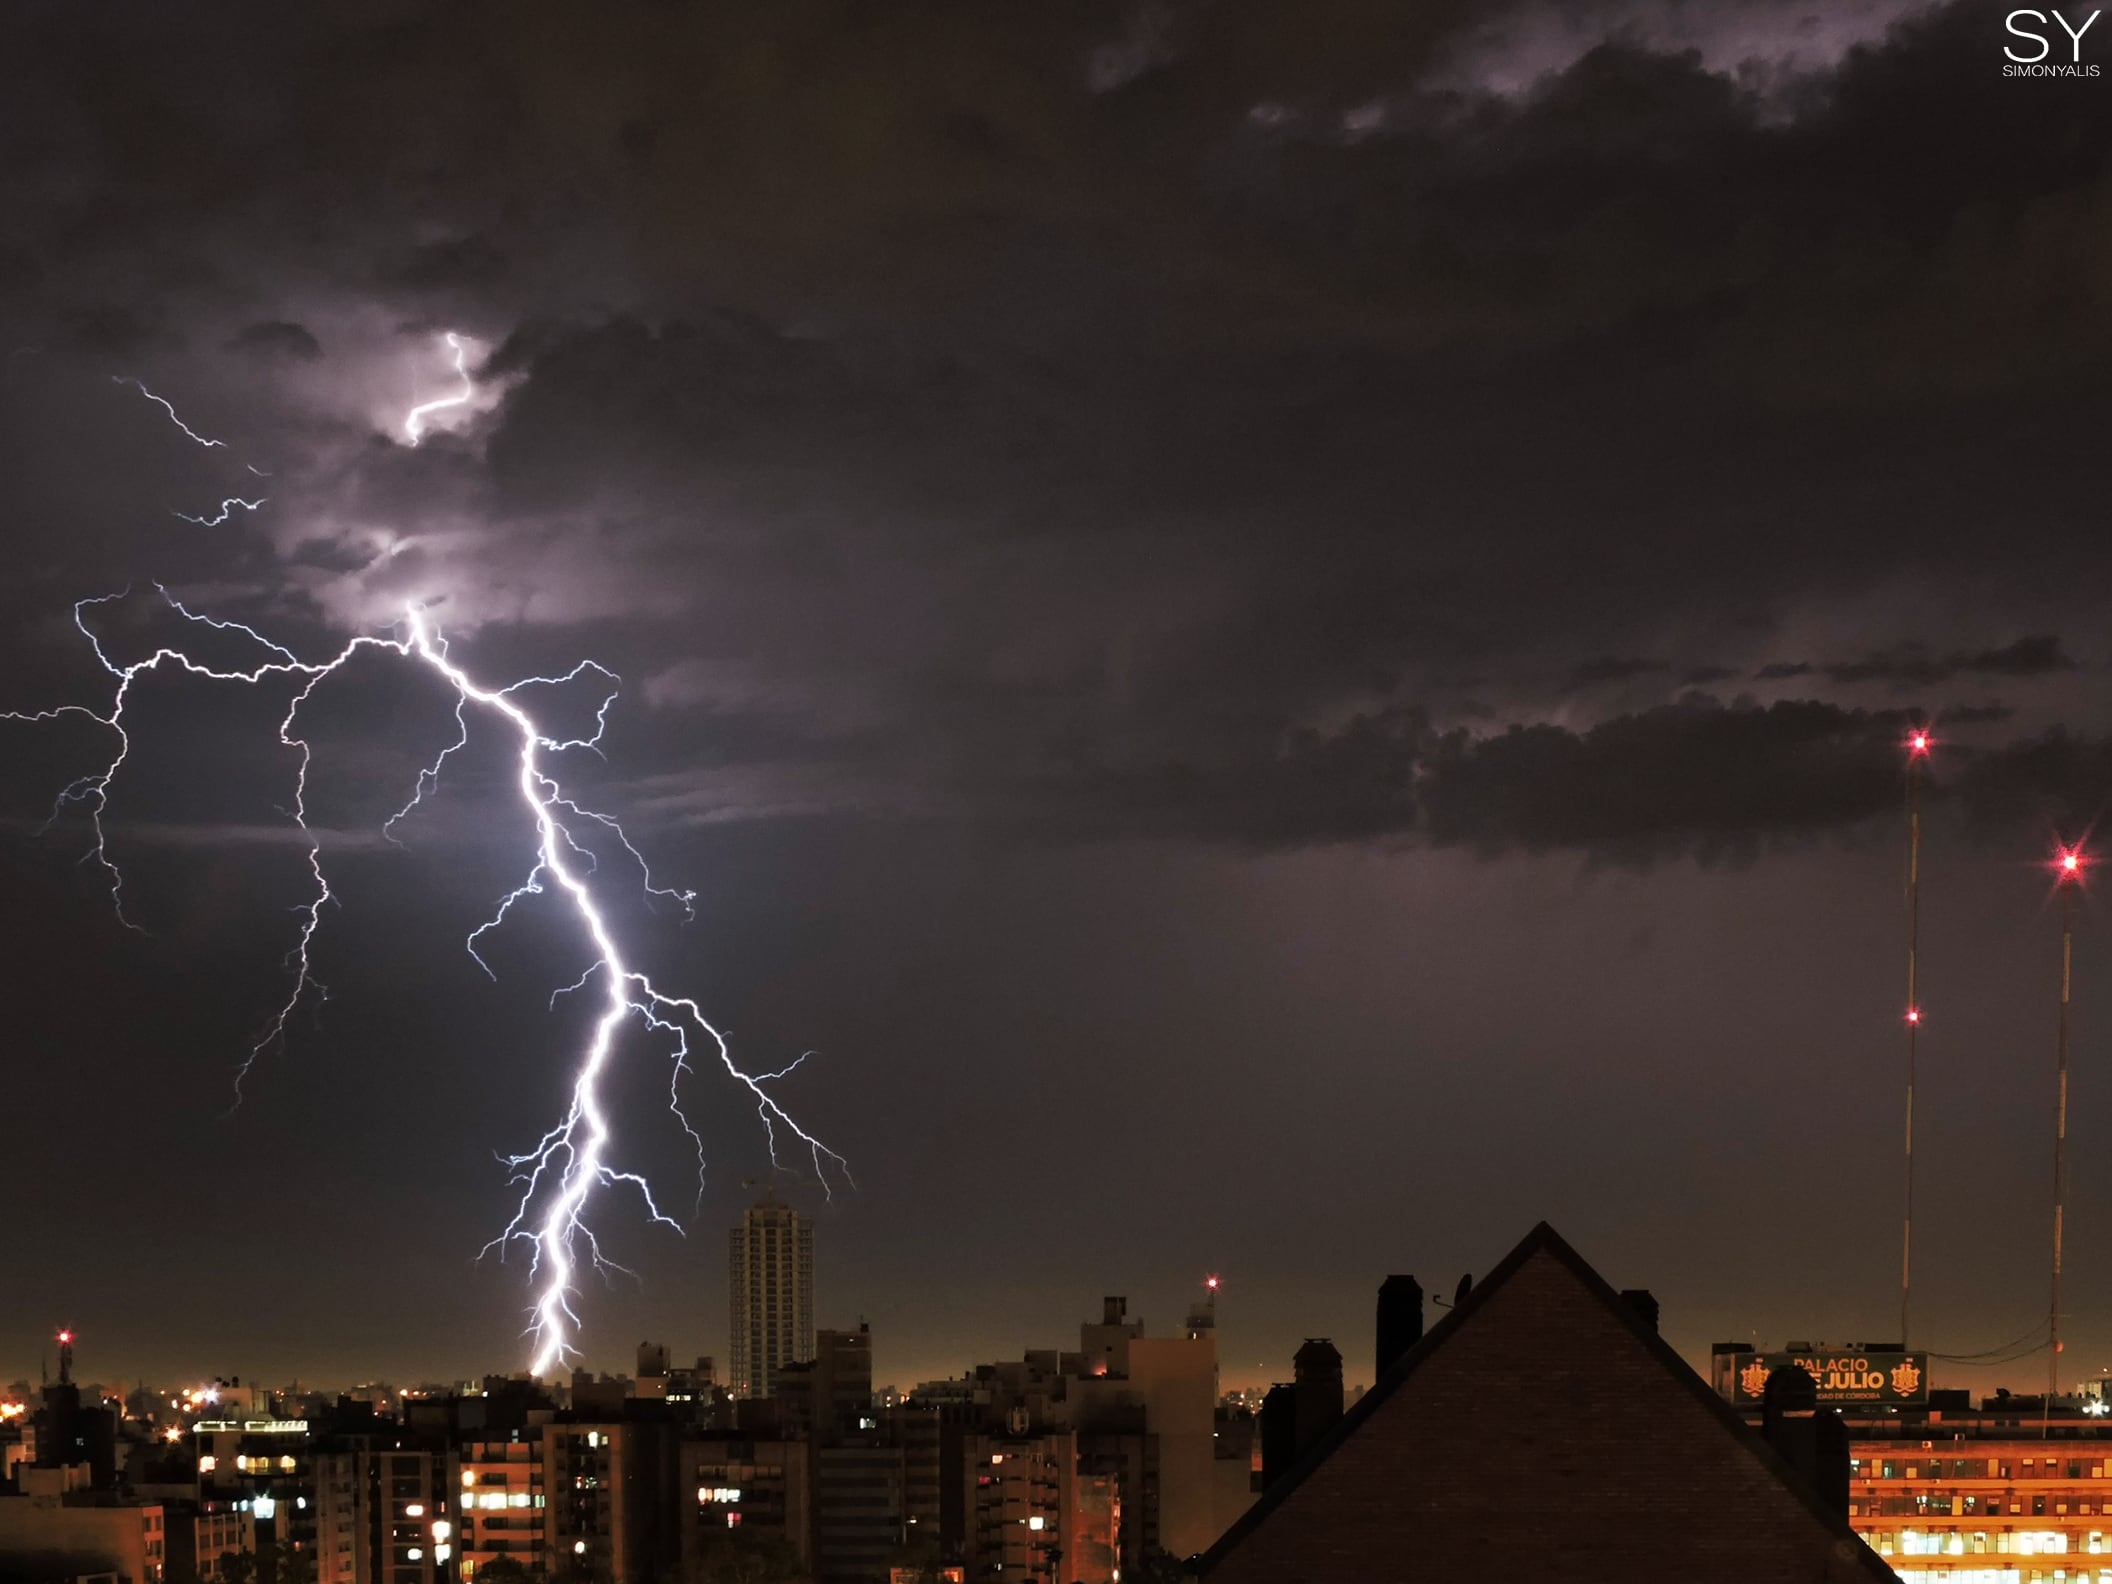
[{"x1": 1200, "y1": 1221, "x2": 1897, "y2": 1583}]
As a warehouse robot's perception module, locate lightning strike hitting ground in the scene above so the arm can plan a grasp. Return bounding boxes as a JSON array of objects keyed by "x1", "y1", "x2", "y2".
[
  {"x1": 9, "y1": 339, "x2": 848, "y2": 1372},
  {"x1": 404, "y1": 332, "x2": 474, "y2": 445},
  {"x1": 5, "y1": 589, "x2": 848, "y2": 1370}
]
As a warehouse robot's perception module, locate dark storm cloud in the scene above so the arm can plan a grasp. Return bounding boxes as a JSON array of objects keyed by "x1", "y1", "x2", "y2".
[
  {"x1": 1562, "y1": 657, "x2": 1674, "y2": 690},
  {"x1": 1821, "y1": 636, "x2": 2079, "y2": 687},
  {"x1": 1755, "y1": 638, "x2": 2080, "y2": 687},
  {"x1": 951, "y1": 696, "x2": 2112, "y2": 866},
  {"x1": 1954, "y1": 729, "x2": 2112, "y2": 839},
  {"x1": 225, "y1": 321, "x2": 323, "y2": 362},
  {"x1": 1415, "y1": 699, "x2": 1901, "y2": 863},
  {"x1": 1, "y1": 0, "x2": 2110, "y2": 902}
]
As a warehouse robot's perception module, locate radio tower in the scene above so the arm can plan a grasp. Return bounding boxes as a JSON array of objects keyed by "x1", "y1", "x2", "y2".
[
  {"x1": 2049, "y1": 841, "x2": 2085, "y2": 1434},
  {"x1": 1901, "y1": 728, "x2": 1930, "y2": 1346}
]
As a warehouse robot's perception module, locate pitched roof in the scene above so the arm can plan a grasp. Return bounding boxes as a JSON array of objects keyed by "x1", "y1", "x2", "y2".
[{"x1": 1201, "y1": 1221, "x2": 1896, "y2": 1582}]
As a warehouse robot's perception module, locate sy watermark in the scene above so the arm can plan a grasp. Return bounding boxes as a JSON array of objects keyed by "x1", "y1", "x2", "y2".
[{"x1": 2006, "y1": 8, "x2": 2103, "y2": 75}]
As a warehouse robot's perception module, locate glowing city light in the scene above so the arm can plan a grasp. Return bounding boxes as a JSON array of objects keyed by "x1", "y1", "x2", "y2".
[{"x1": 4, "y1": 586, "x2": 846, "y2": 1369}]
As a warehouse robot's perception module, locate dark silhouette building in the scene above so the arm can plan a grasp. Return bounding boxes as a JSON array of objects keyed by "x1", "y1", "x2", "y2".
[{"x1": 1201, "y1": 1223, "x2": 1895, "y2": 1584}]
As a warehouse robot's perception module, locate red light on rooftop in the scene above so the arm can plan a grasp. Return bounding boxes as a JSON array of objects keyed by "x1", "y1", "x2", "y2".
[
  {"x1": 1205, "y1": 1275, "x2": 1221, "y2": 1291},
  {"x1": 1906, "y1": 1008, "x2": 1921, "y2": 1024}
]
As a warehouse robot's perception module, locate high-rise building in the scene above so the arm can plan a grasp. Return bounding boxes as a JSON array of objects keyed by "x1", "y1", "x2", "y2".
[
  {"x1": 450, "y1": 1437, "x2": 546, "y2": 1579},
  {"x1": 314, "y1": 1447, "x2": 452, "y2": 1584},
  {"x1": 729, "y1": 1191, "x2": 814, "y2": 1400},
  {"x1": 545, "y1": 1421, "x2": 680, "y2": 1584}
]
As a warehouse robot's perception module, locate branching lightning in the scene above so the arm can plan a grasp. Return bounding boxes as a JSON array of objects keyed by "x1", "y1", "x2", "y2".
[{"x1": 11, "y1": 338, "x2": 848, "y2": 1373}]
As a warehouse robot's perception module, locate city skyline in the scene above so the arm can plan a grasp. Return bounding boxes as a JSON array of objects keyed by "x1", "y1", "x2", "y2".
[{"x1": 9, "y1": 0, "x2": 2112, "y2": 1414}]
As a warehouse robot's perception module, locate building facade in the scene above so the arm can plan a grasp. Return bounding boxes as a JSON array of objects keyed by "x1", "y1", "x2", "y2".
[
  {"x1": 450, "y1": 1438, "x2": 546, "y2": 1579},
  {"x1": 313, "y1": 1448, "x2": 453, "y2": 1584},
  {"x1": 729, "y1": 1192, "x2": 815, "y2": 1400},
  {"x1": 1847, "y1": 1416, "x2": 2112, "y2": 1579},
  {"x1": 678, "y1": 1435, "x2": 809, "y2": 1579}
]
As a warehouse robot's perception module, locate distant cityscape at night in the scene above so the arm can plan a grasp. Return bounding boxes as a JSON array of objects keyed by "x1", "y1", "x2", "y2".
[{"x1": 13, "y1": 1196, "x2": 2112, "y2": 1582}]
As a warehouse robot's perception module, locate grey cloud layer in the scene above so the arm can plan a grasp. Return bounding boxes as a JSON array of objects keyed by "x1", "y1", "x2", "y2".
[{"x1": 1, "y1": 0, "x2": 2107, "y2": 866}]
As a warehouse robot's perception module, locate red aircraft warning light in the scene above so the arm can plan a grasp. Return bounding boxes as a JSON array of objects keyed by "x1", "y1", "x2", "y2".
[
  {"x1": 2057, "y1": 846, "x2": 2087, "y2": 883},
  {"x1": 1205, "y1": 1275, "x2": 1221, "y2": 1291},
  {"x1": 1906, "y1": 1008, "x2": 1921, "y2": 1025},
  {"x1": 1908, "y1": 729, "x2": 1931, "y2": 757},
  {"x1": 56, "y1": 1330, "x2": 72, "y2": 1345}
]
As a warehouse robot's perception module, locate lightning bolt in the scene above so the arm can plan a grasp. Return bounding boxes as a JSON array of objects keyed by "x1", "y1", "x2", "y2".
[
  {"x1": 113, "y1": 377, "x2": 228, "y2": 448},
  {"x1": 6, "y1": 588, "x2": 849, "y2": 1369},
  {"x1": 404, "y1": 332, "x2": 474, "y2": 445},
  {"x1": 174, "y1": 497, "x2": 267, "y2": 527},
  {"x1": 8, "y1": 342, "x2": 848, "y2": 1373}
]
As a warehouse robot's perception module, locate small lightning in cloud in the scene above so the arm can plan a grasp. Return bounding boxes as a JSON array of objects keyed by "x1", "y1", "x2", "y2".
[
  {"x1": 113, "y1": 376, "x2": 228, "y2": 448},
  {"x1": 174, "y1": 497, "x2": 267, "y2": 527},
  {"x1": 404, "y1": 332, "x2": 474, "y2": 445}
]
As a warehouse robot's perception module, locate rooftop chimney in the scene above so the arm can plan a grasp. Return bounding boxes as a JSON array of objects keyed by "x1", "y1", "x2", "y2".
[
  {"x1": 1620, "y1": 1289, "x2": 1660, "y2": 1333},
  {"x1": 1760, "y1": 1364, "x2": 1849, "y2": 1515},
  {"x1": 1259, "y1": 1384, "x2": 1296, "y2": 1488},
  {"x1": 1376, "y1": 1275, "x2": 1423, "y2": 1377},
  {"x1": 1291, "y1": 1339, "x2": 1345, "y2": 1459}
]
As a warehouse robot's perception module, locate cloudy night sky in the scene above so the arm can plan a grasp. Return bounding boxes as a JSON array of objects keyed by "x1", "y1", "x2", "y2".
[{"x1": 4, "y1": 0, "x2": 2112, "y2": 1398}]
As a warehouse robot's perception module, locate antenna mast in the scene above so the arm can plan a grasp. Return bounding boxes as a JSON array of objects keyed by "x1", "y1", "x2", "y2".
[{"x1": 1902, "y1": 729, "x2": 1929, "y2": 1345}]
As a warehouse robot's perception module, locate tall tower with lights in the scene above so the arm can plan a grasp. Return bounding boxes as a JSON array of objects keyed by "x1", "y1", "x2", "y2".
[
  {"x1": 2049, "y1": 840, "x2": 2086, "y2": 1430},
  {"x1": 1901, "y1": 726, "x2": 1930, "y2": 1346},
  {"x1": 728, "y1": 1188, "x2": 814, "y2": 1398}
]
